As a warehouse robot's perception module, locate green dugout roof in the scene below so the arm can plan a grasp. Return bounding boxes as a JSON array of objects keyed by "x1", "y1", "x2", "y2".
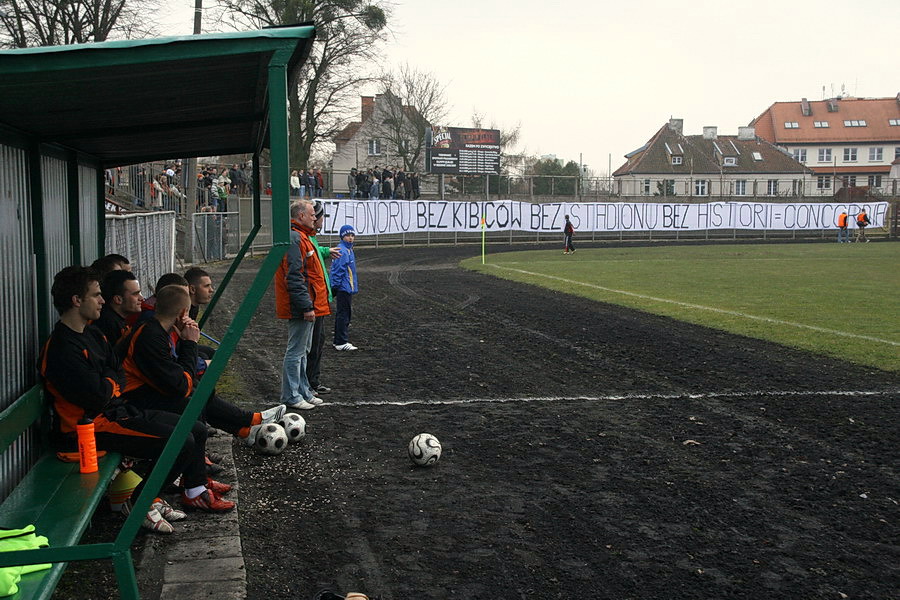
[{"x1": 0, "y1": 25, "x2": 315, "y2": 165}]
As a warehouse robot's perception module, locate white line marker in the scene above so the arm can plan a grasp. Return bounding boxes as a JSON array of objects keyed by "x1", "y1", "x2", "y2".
[
  {"x1": 327, "y1": 390, "x2": 896, "y2": 407},
  {"x1": 488, "y1": 265, "x2": 900, "y2": 347}
]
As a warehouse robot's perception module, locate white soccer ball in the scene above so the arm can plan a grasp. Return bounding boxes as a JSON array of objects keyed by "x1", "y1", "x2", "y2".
[
  {"x1": 408, "y1": 433, "x2": 441, "y2": 467},
  {"x1": 278, "y1": 413, "x2": 306, "y2": 443},
  {"x1": 254, "y1": 423, "x2": 289, "y2": 455}
]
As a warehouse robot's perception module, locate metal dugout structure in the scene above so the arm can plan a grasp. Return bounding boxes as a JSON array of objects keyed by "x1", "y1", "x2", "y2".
[{"x1": 0, "y1": 25, "x2": 315, "y2": 598}]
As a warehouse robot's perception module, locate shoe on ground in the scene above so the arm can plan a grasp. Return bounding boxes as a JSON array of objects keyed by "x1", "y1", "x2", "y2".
[
  {"x1": 260, "y1": 404, "x2": 287, "y2": 425},
  {"x1": 206, "y1": 452, "x2": 225, "y2": 465},
  {"x1": 142, "y1": 507, "x2": 174, "y2": 534},
  {"x1": 334, "y1": 343, "x2": 358, "y2": 351},
  {"x1": 309, "y1": 396, "x2": 324, "y2": 405},
  {"x1": 206, "y1": 461, "x2": 225, "y2": 476},
  {"x1": 181, "y1": 489, "x2": 235, "y2": 512},
  {"x1": 316, "y1": 384, "x2": 332, "y2": 394},
  {"x1": 207, "y1": 478, "x2": 232, "y2": 495},
  {"x1": 286, "y1": 400, "x2": 316, "y2": 410},
  {"x1": 152, "y1": 498, "x2": 187, "y2": 522}
]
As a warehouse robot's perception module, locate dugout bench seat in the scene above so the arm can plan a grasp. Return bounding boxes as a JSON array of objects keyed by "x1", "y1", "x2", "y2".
[{"x1": 0, "y1": 386, "x2": 122, "y2": 600}]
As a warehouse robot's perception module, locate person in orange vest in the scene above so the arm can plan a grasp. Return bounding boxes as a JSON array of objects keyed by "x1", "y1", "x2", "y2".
[
  {"x1": 855, "y1": 209, "x2": 870, "y2": 243},
  {"x1": 836, "y1": 211, "x2": 850, "y2": 243}
]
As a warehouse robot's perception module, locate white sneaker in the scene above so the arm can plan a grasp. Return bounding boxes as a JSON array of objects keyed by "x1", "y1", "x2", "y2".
[
  {"x1": 287, "y1": 400, "x2": 316, "y2": 410},
  {"x1": 334, "y1": 343, "x2": 358, "y2": 351},
  {"x1": 142, "y1": 508, "x2": 174, "y2": 534},
  {"x1": 308, "y1": 397, "x2": 324, "y2": 405},
  {"x1": 152, "y1": 498, "x2": 187, "y2": 522},
  {"x1": 243, "y1": 423, "x2": 265, "y2": 446},
  {"x1": 260, "y1": 404, "x2": 287, "y2": 424}
]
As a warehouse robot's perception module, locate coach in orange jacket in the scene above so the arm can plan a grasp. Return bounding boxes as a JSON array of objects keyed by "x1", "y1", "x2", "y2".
[{"x1": 276, "y1": 199, "x2": 331, "y2": 410}]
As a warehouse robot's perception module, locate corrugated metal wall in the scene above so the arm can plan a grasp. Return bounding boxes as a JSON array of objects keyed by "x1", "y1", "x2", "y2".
[
  {"x1": 106, "y1": 212, "x2": 176, "y2": 296},
  {"x1": 41, "y1": 155, "x2": 71, "y2": 330},
  {"x1": 0, "y1": 143, "x2": 38, "y2": 502},
  {"x1": 79, "y1": 164, "x2": 100, "y2": 264}
]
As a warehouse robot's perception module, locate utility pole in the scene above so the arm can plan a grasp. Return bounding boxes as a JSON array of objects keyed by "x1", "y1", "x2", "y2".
[{"x1": 183, "y1": 0, "x2": 203, "y2": 262}]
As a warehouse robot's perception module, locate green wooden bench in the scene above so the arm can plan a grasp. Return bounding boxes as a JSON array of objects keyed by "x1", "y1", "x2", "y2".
[{"x1": 0, "y1": 386, "x2": 122, "y2": 600}]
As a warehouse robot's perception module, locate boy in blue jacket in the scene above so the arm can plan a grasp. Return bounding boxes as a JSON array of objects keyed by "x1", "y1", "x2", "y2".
[{"x1": 330, "y1": 225, "x2": 359, "y2": 351}]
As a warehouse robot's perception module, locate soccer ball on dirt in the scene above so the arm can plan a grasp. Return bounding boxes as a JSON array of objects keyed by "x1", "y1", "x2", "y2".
[
  {"x1": 254, "y1": 423, "x2": 289, "y2": 456},
  {"x1": 278, "y1": 413, "x2": 306, "y2": 443},
  {"x1": 408, "y1": 433, "x2": 442, "y2": 467}
]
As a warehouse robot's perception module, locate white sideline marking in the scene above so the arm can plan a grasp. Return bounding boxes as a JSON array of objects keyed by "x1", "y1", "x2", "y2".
[
  {"x1": 488, "y1": 265, "x2": 900, "y2": 347},
  {"x1": 329, "y1": 390, "x2": 896, "y2": 407}
]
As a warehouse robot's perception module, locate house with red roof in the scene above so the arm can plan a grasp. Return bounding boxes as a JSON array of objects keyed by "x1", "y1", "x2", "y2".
[
  {"x1": 331, "y1": 93, "x2": 428, "y2": 175},
  {"x1": 750, "y1": 94, "x2": 900, "y2": 194},
  {"x1": 613, "y1": 119, "x2": 813, "y2": 199}
]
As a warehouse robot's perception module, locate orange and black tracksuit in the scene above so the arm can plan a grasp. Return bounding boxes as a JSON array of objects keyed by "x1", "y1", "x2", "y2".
[
  {"x1": 39, "y1": 321, "x2": 207, "y2": 490},
  {"x1": 117, "y1": 319, "x2": 254, "y2": 435},
  {"x1": 93, "y1": 304, "x2": 129, "y2": 346}
]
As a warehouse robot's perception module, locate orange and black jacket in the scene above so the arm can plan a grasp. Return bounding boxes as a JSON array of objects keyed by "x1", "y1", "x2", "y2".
[
  {"x1": 39, "y1": 321, "x2": 125, "y2": 438},
  {"x1": 837, "y1": 213, "x2": 848, "y2": 228},
  {"x1": 116, "y1": 319, "x2": 198, "y2": 408},
  {"x1": 857, "y1": 212, "x2": 870, "y2": 226},
  {"x1": 93, "y1": 305, "x2": 129, "y2": 346}
]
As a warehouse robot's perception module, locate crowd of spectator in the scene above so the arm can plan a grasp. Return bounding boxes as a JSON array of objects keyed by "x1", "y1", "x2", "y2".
[
  {"x1": 347, "y1": 166, "x2": 420, "y2": 200},
  {"x1": 289, "y1": 167, "x2": 327, "y2": 199}
]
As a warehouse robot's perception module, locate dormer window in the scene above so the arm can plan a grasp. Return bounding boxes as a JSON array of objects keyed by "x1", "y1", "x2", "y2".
[
  {"x1": 814, "y1": 121, "x2": 829, "y2": 128},
  {"x1": 723, "y1": 157, "x2": 737, "y2": 166},
  {"x1": 784, "y1": 122, "x2": 799, "y2": 129},
  {"x1": 672, "y1": 156, "x2": 683, "y2": 165}
]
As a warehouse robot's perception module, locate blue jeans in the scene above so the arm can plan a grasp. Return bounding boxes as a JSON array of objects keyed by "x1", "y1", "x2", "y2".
[
  {"x1": 281, "y1": 318, "x2": 315, "y2": 405},
  {"x1": 837, "y1": 228, "x2": 849, "y2": 243}
]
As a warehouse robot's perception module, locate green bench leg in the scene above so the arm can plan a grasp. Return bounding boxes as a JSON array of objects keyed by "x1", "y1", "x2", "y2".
[{"x1": 113, "y1": 549, "x2": 139, "y2": 600}]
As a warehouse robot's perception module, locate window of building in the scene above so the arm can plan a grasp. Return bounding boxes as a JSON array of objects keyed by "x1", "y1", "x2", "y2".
[
  {"x1": 817, "y1": 176, "x2": 831, "y2": 190},
  {"x1": 784, "y1": 122, "x2": 799, "y2": 129},
  {"x1": 814, "y1": 121, "x2": 830, "y2": 128},
  {"x1": 642, "y1": 179, "x2": 651, "y2": 195},
  {"x1": 791, "y1": 148, "x2": 807, "y2": 163},
  {"x1": 869, "y1": 147, "x2": 883, "y2": 161},
  {"x1": 735, "y1": 180, "x2": 747, "y2": 196},
  {"x1": 846, "y1": 175, "x2": 857, "y2": 187},
  {"x1": 723, "y1": 156, "x2": 737, "y2": 166},
  {"x1": 843, "y1": 120, "x2": 867, "y2": 127},
  {"x1": 671, "y1": 156, "x2": 683, "y2": 165},
  {"x1": 694, "y1": 180, "x2": 708, "y2": 196},
  {"x1": 896, "y1": 147, "x2": 900, "y2": 159},
  {"x1": 818, "y1": 148, "x2": 832, "y2": 162},
  {"x1": 843, "y1": 148, "x2": 857, "y2": 162},
  {"x1": 367, "y1": 139, "x2": 381, "y2": 155},
  {"x1": 890, "y1": 119, "x2": 900, "y2": 126},
  {"x1": 868, "y1": 175, "x2": 882, "y2": 187},
  {"x1": 767, "y1": 180, "x2": 779, "y2": 196}
]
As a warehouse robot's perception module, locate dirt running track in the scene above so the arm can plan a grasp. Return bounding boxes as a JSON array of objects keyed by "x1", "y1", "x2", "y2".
[{"x1": 203, "y1": 244, "x2": 899, "y2": 600}]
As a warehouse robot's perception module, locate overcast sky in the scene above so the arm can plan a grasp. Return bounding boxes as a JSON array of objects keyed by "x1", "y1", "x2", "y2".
[{"x1": 161, "y1": 0, "x2": 897, "y2": 175}]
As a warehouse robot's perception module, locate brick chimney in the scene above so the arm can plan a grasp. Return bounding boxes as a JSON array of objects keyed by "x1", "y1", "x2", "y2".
[
  {"x1": 668, "y1": 118, "x2": 683, "y2": 134},
  {"x1": 361, "y1": 96, "x2": 375, "y2": 121},
  {"x1": 702, "y1": 126, "x2": 717, "y2": 140},
  {"x1": 737, "y1": 126, "x2": 755, "y2": 140}
]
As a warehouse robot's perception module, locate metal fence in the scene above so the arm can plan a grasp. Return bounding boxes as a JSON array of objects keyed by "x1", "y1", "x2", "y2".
[
  {"x1": 191, "y1": 211, "x2": 241, "y2": 263},
  {"x1": 105, "y1": 211, "x2": 177, "y2": 292}
]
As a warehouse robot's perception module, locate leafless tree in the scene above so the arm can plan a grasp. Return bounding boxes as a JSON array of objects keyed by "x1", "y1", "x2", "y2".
[
  {"x1": 216, "y1": 0, "x2": 389, "y2": 169},
  {"x1": 0, "y1": 0, "x2": 158, "y2": 48},
  {"x1": 375, "y1": 64, "x2": 449, "y2": 172},
  {"x1": 471, "y1": 109, "x2": 524, "y2": 175}
]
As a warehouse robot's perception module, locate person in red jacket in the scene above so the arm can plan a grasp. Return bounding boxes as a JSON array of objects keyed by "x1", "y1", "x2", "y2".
[{"x1": 275, "y1": 200, "x2": 332, "y2": 410}]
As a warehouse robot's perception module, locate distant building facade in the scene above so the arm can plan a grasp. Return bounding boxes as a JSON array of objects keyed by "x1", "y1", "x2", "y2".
[
  {"x1": 331, "y1": 94, "x2": 427, "y2": 175},
  {"x1": 613, "y1": 119, "x2": 814, "y2": 198},
  {"x1": 751, "y1": 94, "x2": 900, "y2": 194}
]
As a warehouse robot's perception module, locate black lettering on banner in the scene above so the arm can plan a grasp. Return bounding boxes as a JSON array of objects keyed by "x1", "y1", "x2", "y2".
[
  {"x1": 568, "y1": 204, "x2": 581, "y2": 229},
  {"x1": 598, "y1": 204, "x2": 615, "y2": 230},
  {"x1": 436, "y1": 202, "x2": 448, "y2": 228},
  {"x1": 622, "y1": 204, "x2": 636, "y2": 230},
  {"x1": 511, "y1": 202, "x2": 522, "y2": 228},
  {"x1": 873, "y1": 202, "x2": 887, "y2": 226},
  {"x1": 453, "y1": 202, "x2": 464, "y2": 228},
  {"x1": 662, "y1": 204, "x2": 675, "y2": 229},
  {"x1": 468, "y1": 202, "x2": 481, "y2": 228},
  {"x1": 366, "y1": 201, "x2": 379, "y2": 233},
  {"x1": 550, "y1": 203, "x2": 561, "y2": 230},
  {"x1": 709, "y1": 203, "x2": 721, "y2": 227},
  {"x1": 530, "y1": 203, "x2": 542, "y2": 230},
  {"x1": 754, "y1": 203, "x2": 766, "y2": 228},
  {"x1": 678, "y1": 204, "x2": 689, "y2": 229},
  {"x1": 737, "y1": 203, "x2": 753, "y2": 227},
  {"x1": 645, "y1": 204, "x2": 659, "y2": 230},
  {"x1": 416, "y1": 202, "x2": 427, "y2": 229},
  {"x1": 483, "y1": 202, "x2": 496, "y2": 228},
  {"x1": 375, "y1": 201, "x2": 389, "y2": 233},
  {"x1": 784, "y1": 204, "x2": 796, "y2": 228},
  {"x1": 496, "y1": 203, "x2": 509, "y2": 228}
]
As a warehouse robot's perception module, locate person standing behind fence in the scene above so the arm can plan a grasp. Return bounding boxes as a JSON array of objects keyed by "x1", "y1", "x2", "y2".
[
  {"x1": 836, "y1": 211, "x2": 850, "y2": 243},
  {"x1": 855, "y1": 209, "x2": 870, "y2": 243},
  {"x1": 315, "y1": 167, "x2": 325, "y2": 198},
  {"x1": 306, "y1": 169, "x2": 317, "y2": 199},
  {"x1": 370, "y1": 175, "x2": 380, "y2": 200},
  {"x1": 411, "y1": 172, "x2": 420, "y2": 199},
  {"x1": 563, "y1": 215, "x2": 576, "y2": 254},
  {"x1": 290, "y1": 170, "x2": 302, "y2": 197},
  {"x1": 347, "y1": 168, "x2": 358, "y2": 199},
  {"x1": 331, "y1": 225, "x2": 358, "y2": 352}
]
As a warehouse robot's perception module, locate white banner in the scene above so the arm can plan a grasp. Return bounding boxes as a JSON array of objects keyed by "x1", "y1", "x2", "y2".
[{"x1": 320, "y1": 200, "x2": 889, "y2": 236}]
